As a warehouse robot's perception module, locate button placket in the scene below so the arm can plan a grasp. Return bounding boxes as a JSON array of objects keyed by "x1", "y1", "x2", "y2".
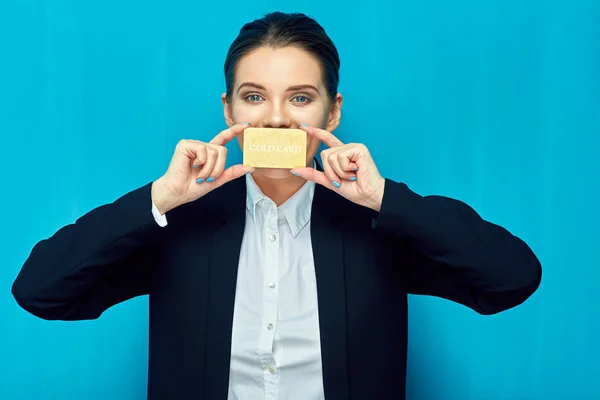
[{"x1": 258, "y1": 201, "x2": 280, "y2": 393}]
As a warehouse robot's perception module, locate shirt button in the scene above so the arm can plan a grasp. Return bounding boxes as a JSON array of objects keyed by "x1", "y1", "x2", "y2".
[
  {"x1": 268, "y1": 282, "x2": 276, "y2": 289},
  {"x1": 267, "y1": 323, "x2": 274, "y2": 330},
  {"x1": 268, "y1": 366, "x2": 275, "y2": 374},
  {"x1": 269, "y1": 234, "x2": 276, "y2": 242}
]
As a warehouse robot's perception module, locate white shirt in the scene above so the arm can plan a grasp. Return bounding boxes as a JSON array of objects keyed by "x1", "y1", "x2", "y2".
[{"x1": 151, "y1": 166, "x2": 325, "y2": 400}]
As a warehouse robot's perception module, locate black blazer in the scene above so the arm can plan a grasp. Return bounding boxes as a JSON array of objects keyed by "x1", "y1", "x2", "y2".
[{"x1": 12, "y1": 160, "x2": 541, "y2": 399}]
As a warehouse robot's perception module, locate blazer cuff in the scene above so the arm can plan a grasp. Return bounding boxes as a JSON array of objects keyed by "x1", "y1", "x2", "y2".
[{"x1": 371, "y1": 178, "x2": 420, "y2": 235}]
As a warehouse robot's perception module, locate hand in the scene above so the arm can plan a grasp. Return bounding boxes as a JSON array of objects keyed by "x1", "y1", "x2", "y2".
[
  {"x1": 291, "y1": 125, "x2": 386, "y2": 212},
  {"x1": 151, "y1": 123, "x2": 254, "y2": 214}
]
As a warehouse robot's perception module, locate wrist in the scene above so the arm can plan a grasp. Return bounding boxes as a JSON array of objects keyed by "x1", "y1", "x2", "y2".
[
  {"x1": 151, "y1": 177, "x2": 179, "y2": 215},
  {"x1": 367, "y1": 177, "x2": 386, "y2": 212}
]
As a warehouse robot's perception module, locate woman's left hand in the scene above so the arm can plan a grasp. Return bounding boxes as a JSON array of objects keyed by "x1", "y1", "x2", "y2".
[{"x1": 291, "y1": 125, "x2": 386, "y2": 212}]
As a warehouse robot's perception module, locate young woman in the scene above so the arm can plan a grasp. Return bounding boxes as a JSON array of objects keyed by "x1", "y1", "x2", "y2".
[{"x1": 12, "y1": 11, "x2": 542, "y2": 400}]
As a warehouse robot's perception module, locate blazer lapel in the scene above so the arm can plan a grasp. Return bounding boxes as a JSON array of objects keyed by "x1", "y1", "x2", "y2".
[
  {"x1": 202, "y1": 178, "x2": 247, "y2": 399},
  {"x1": 311, "y1": 159, "x2": 351, "y2": 398}
]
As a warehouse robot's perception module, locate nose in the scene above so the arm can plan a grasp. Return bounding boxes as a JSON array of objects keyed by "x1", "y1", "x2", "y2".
[{"x1": 263, "y1": 102, "x2": 292, "y2": 129}]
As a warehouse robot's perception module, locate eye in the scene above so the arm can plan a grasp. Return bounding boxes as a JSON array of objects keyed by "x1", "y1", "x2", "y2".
[
  {"x1": 291, "y1": 94, "x2": 312, "y2": 104},
  {"x1": 244, "y1": 94, "x2": 264, "y2": 103}
]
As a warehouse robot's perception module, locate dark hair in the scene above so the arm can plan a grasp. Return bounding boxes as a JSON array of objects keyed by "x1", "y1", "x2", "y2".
[{"x1": 224, "y1": 12, "x2": 340, "y2": 103}]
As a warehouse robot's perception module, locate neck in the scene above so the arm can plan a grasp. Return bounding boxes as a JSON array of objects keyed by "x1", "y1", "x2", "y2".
[{"x1": 251, "y1": 172, "x2": 307, "y2": 207}]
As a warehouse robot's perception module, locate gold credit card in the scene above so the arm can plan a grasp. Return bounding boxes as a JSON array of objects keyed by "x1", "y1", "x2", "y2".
[{"x1": 243, "y1": 127, "x2": 307, "y2": 169}]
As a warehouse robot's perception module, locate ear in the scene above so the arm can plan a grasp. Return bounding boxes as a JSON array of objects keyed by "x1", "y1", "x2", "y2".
[
  {"x1": 222, "y1": 93, "x2": 235, "y2": 127},
  {"x1": 326, "y1": 93, "x2": 343, "y2": 132}
]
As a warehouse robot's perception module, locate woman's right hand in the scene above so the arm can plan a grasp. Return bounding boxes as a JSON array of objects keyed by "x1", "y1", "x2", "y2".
[{"x1": 151, "y1": 123, "x2": 253, "y2": 214}]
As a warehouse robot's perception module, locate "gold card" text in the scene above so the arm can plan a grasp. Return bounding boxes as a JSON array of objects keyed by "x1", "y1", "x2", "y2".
[{"x1": 243, "y1": 128, "x2": 307, "y2": 169}]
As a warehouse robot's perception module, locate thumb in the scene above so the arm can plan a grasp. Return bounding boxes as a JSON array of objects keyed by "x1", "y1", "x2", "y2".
[
  {"x1": 291, "y1": 167, "x2": 330, "y2": 188},
  {"x1": 215, "y1": 164, "x2": 255, "y2": 187}
]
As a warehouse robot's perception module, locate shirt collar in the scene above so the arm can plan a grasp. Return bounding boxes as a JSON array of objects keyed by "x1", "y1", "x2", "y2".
[{"x1": 246, "y1": 159, "x2": 316, "y2": 238}]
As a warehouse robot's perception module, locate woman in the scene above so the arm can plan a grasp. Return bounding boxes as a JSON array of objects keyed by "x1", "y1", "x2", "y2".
[{"x1": 12, "y1": 11, "x2": 541, "y2": 400}]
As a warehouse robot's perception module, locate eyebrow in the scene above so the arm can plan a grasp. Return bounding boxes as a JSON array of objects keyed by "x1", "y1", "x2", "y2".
[{"x1": 237, "y1": 82, "x2": 320, "y2": 94}]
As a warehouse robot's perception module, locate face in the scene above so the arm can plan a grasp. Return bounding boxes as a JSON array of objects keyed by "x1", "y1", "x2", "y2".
[{"x1": 222, "y1": 46, "x2": 342, "y2": 179}]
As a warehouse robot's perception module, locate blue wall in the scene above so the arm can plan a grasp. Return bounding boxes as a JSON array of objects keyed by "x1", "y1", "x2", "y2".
[{"x1": 1, "y1": 0, "x2": 598, "y2": 399}]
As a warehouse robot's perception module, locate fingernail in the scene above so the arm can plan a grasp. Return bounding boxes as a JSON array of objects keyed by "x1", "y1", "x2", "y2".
[
  {"x1": 291, "y1": 170, "x2": 300, "y2": 176},
  {"x1": 353, "y1": 167, "x2": 359, "y2": 171},
  {"x1": 243, "y1": 122, "x2": 250, "y2": 125},
  {"x1": 246, "y1": 169, "x2": 255, "y2": 175},
  {"x1": 193, "y1": 165, "x2": 199, "y2": 169},
  {"x1": 300, "y1": 123, "x2": 308, "y2": 127},
  {"x1": 349, "y1": 177, "x2": 357, "y2": 181},
  {"x1": 196, "y1": 178, "x2": 204, "y2": 183},
  {"x1": 206, "y1": 177, "x2": 215, "y2": 183},
  {"x1": 332, "y1": 181, "x2": 341, "y2": 188}
]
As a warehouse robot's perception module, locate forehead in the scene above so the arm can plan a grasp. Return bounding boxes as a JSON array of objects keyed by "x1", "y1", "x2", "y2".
[{"x1": 234, "y1": 46, "x2": 324, "y2": 90}]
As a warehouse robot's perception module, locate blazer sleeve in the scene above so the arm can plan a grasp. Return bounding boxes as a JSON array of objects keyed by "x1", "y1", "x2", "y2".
[
  {"x1": 11, "y1": 182, "x2": 162, "y2": 321},
  {"x1": 372, "y1": 178, "x2": 542, "y2": 315}
]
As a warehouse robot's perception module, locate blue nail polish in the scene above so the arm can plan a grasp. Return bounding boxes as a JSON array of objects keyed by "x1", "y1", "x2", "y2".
[
  {"x1": 196, "y1": 178, "x2": 204, "y2": 183},
  {"x1": 332, "y1": 181, "x2": 341, "y2": 188},
  {"x1": 193, "y1": 165, "x2": 199, "y2": 169},
  {"x1": 349, "y1": 177, "x2": 357, "y2": 181},
  {"x1": 243, "y1": 122, "x2": 250, "y2": 125},
  {"x1": 353, "y1": 167, "x2": 359, "y2": 172},
  {"x1": 291, "y1": 171, "x2": 300, "y2": 176},
  {"x1": 300, "y1": 123, "x2": 308, "y2": 127},
  {"x1": 206, "y1": 177, "x2": 215, "y2": 183}
]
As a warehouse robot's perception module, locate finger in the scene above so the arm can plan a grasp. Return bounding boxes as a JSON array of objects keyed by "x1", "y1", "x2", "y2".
[
  {"x1": 348, "y1": 144, "x2": 372, "y2": 173},
  {"x1": 196, "y1": 147, "x2": 218, "y2": 182},
  {"x1": 209, "y1": 123, "x2": 250, "y2": 146},
  {"x1": 338, "y1": 149, "x2": 356, "y2": 171},
  {"x1": 191, "y1": 144, "x2": 207, "y2": 169},
  {"x1": 176, "y1": 140, "x2": 206, "y2": 168},
  {"x1": 298, "y1": 125, "x2": 344, "y2": 148},
  {"x1": 214, "y1": 164, "x2": 255, "y2": 187},
  {"x1": 290, "y1": 167, "x2": 333, "y2": 189},
  {"x1": 207, "y1": 145, "x2": 228, "y2": 179},
  {"x1": 321, "y1": 150, "x2": 343, "y2": 188},
  {"x1": 329, "y1": 150, "x2": 357, "y2": 181}
]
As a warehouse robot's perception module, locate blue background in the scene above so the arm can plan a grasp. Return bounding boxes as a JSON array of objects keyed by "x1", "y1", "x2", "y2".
[{"x1": 1, "y1": 0, "x2": 598, "y2": 399}]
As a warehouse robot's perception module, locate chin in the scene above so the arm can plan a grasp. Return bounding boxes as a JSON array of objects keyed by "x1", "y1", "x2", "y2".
[{"x1": 255, "y1": 168, "x2": 294, "y2": 180}]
